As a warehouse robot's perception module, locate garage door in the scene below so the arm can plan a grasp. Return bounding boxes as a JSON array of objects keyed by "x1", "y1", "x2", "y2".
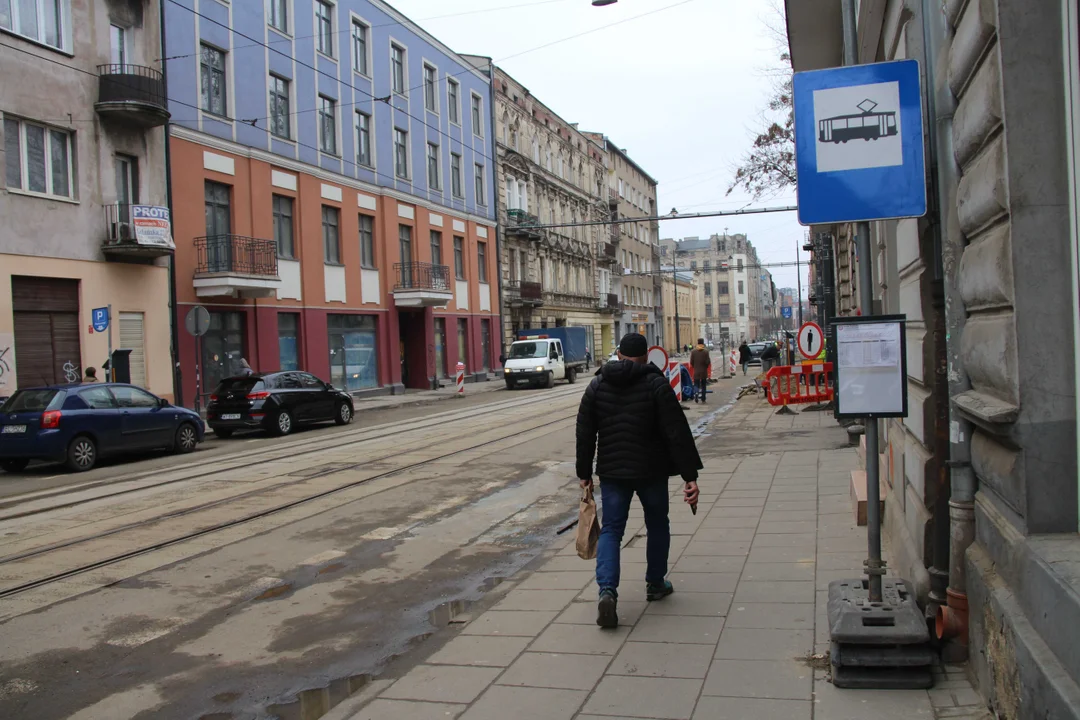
[
  {"x1": 11, "y1": 276, "x2": 81, "y2": 388},
  {"x1": 119, "y1": 312, "x2": 146, "y2": 388}
]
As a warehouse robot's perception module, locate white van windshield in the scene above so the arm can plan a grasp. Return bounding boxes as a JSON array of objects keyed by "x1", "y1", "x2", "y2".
[{"x1": 510, "y1": 342, "x2": 548, "y2": 359}]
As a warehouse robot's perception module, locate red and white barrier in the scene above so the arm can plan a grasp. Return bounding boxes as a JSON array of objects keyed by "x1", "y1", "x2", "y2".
[
  {"x1": 456, "y1": 362, "x2": 465, "y2": 396},
  {"x1": 729, "y1": 350, "x2": 738, "y2": 375},
  {"x1": 668, "y1": 361, "x2": 682, "y2": 402}
]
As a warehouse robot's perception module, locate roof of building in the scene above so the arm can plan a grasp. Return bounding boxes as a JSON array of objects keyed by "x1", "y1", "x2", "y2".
[{"x1": 581, "y1": 133, "x2": 659, "y2": 186}]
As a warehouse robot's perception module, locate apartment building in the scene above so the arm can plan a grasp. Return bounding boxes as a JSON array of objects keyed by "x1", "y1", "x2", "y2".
[
  {"x1": 583, "y1": 134, "x2": 661, "y2": 347},
  {"x1": 787, "y1": 1, "x2": 1080, "y2": 714},
  {"x1": 1, "y1": 0, "x2": 174, "y2": 399},
  {"x1": 164, "y1": 0, "x2": 499, "y2": 402},
  {"x1": 476, "y1": 62, "x2": 611, "y2": 356},
  {"x1": 659, "y1": 270, "x2": 697, "y2": 353}
]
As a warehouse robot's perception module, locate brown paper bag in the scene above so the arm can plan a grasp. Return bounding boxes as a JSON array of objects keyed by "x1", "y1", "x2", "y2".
[{"x1": 576, "y1": 484, "x2": 600, "y2": 560}]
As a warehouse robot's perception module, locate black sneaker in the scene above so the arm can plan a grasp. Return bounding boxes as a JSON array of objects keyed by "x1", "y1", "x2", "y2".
[
  {"x1": 597, "y1": 590, "x2": 618, "y2": 628},
  {"x1": 646, "y1": 580, "x2": 675, "y2": 601}
]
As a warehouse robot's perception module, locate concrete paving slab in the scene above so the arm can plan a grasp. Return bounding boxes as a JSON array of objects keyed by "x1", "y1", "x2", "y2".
[
  {"x1": 460, "y1": 610, "x2": 557, "y2": 637},
  {"x1": 582, "y1": 676, "x2": 703, "y2": 720},
  {"x1": 609, "y1": 641, "x2": 715, "y2": 679},
  {"x1": 693, "y1": 528, "x2": 756, "y2": 542},
  {"x1": 816, "y1": 552, "x2": 868, "y2": 570},
  {"x1": 514, "y1": 570, "x2": 594, "y2": 591},
  {"x1": 382, "y1": 665, "x2": 502, "y2": 704},
  {"x1": 492, "y1": 589, "x2": 579, "y2": 612},
  {"x1": 750, "y1": 532, "x2": 817, "y2": 548},
  {"x1": 748, "y1": 545, "x2": 817, "y2": 563},
  {"x1": 702, "y1": 658, "x2": 812, "y2": 700},
  {"x1": 756, "y1": 521, "x2": 819, "y2": 534},
  {"x1": 671, "y1": 555, "x2": 746, "y2": 574},
  {"x1": 700, "y1": 516, "x2": 760, "y2": 529},
  {"x1": 348, "y1": 699, "x2": 465, "y2": 720},
  {"x1": 460, "y1": 685, "x2": 587, "y2": 720},
  {"x1": 528, "y1": 621, "x2": 631, "y2": 655},
  {"x1": 669, "y1": 572, "x2": 740, "y2": 593},
  {"x1": 741, "y1": 562, "x2": 816, "y2": 582},
  {"x1": 734, "y1": 580, "x2": 815, "y2": 603},
  {"x1": 496, "y1": 652, "x2": 610, "y2": 690},
  {"x1": 811, "y1": 677, "x2": 935, "y2": 719},
  {"x1": 714, "y1": 627, "x2": 814, "y2": 661},
  {"x1": 555, "y1": 599, "x2": 647, "y2": 626},
  {"x1": 643, "y1": 592, "x2": 731, "y2": 617},
  {"x1": 692, "y1": 696, "x2": 812, "y2": 720},
  {"x1": 627, "y1": 614, "x2": 724, "y2": 645},
  {"x1": 682, "y1": 540, "x2": 750, "y2": 556},
  {"x1": 725, "y1": 602, "x2": 814, "y2": 630},
  {"x1": 425, "y1": 635, "x2": 532, "y2": 667}
]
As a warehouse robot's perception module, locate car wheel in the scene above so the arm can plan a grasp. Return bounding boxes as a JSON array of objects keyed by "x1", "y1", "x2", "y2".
[
  {"x1": 212, "y1": 428, "x2": 234, "y2": 439},
  {"x1": 65, "y1": 436, "x2": 97, "y2": 473},
  {"x1": 272, "y1": 410, "x2": 294, "y2": 436},
  {"x1": 335, "y1": 401, "x2": 353, "y2": 426},
  {"x1": 0, "y1": 459, "x2": 30, "y2": 473},
  {"x1": 566, "y1": 368, "x2": 577, "y2": 384},
  {"x1": 545, "y1": 372, "x2": 555, "y2": 389},
  {"x1": 174, "y1": 423, "x2": 199, "y2": 453}
]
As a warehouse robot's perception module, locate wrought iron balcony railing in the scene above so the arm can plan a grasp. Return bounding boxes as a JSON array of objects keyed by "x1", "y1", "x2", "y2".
[
  {"x1": 195, "y1": 235, "x2": 278, "y2": 276},
  {"x1": 394, "y1": 261, "x2": 451, "y2": 291},
  {"x1": 96, "y1": 64, "x2": 169, "y2": 127}
]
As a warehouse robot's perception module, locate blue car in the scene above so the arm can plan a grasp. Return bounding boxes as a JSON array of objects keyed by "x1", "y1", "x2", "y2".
[{"x1": 0, "y1": 383, "x2": 205, "y2": 473}]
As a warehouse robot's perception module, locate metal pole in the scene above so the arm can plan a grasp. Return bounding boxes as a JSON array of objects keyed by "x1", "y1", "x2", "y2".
[
  {"x1": 107, "y1": 304, "x2": 114, "y2": 382},
  {"x1": 673, "y1": 264, "x2": 681, "y2": 352},
  {"x1": 841, "y1": 0, "x2": 884, "y2": 603}
]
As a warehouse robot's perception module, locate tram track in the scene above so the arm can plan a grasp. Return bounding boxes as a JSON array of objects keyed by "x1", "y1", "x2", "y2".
[{"x1": 0, "y1": 405, "x2": 579, "y2": 600}]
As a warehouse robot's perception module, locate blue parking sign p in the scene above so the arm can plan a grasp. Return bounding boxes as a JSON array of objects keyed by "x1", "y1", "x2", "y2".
[{"x1": 92, "y1": 307, "x2": 109, "y2": 333}]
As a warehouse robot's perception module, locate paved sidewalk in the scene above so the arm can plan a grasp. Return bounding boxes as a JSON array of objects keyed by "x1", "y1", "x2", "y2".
[
  {"x1": 350, "y1": 375, "x2": 504, "y2": 411},
  {"x1": 341, "y1": 396, "x2": 991, "y2": 720}
]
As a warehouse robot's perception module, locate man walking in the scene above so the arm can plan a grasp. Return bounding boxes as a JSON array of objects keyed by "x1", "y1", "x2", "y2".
[
  {"x1": 576, "y1": 333, "x2": 703, "y2": 628},
  {"x1": 738, "y1": 340, "x2": 752, "y2": 376},
  {"x1": 689, "y1": 338, "x2": 711, "y2": 404},
  {"x1": 760, "y1": 341, "x2": 780, "y2": 373}
]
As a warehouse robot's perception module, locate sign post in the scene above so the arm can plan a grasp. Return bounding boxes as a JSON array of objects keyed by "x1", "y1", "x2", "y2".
[
  {"x1": 185, "y1": 306, "x2": 211, "y2": 413},
  {"x1": 796, "y1": 321, "x2": 824, "y2": 362},
  {"x1": 92, "y1": 307, "x2": 111, "y2": 381}
]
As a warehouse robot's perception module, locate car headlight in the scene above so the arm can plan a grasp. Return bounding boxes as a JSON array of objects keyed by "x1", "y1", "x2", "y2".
[
  {"x1": 535, "y1": 366, "x2": 544, "y2": 372},
  {"x1": 504, "y1": 368, "x2": 511, "y2": 374}
]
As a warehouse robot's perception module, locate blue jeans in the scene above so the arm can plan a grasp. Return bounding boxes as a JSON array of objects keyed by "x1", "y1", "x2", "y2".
[{"x1": 596, "y1": 479, "x2": 671, "y2": 596}]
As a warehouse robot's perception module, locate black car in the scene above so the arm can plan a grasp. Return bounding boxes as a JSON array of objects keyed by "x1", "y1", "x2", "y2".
[{"x1": 206, "y1": 372, "x2": 354, "y2": 438}]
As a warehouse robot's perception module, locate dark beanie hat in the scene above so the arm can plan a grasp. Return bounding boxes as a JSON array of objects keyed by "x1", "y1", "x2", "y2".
[{"x1": 618, "y1": 333, "x2": 648, "y2": 358}]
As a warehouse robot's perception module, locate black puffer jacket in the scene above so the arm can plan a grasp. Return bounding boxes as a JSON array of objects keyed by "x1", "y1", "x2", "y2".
[{"x1": 576, "y1": 360, "x2": 704, "y2": 484}]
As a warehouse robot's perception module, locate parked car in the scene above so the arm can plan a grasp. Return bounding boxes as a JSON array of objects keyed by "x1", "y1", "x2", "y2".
[
  {"x1": 206, "y1": 371, "x2": 354, "y2": 438},
  {"x1": 0, "y1": 383, "x2": 204, "y2": 473},
  {"x1": 747, "y1": 342, "x2": 769, "y2": 367}
]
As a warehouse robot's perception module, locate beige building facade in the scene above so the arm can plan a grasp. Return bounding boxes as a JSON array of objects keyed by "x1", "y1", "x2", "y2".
[
  {"x1": 1, "y1": 0, "x2": 175, "y2": 399},
  {"x1": 660, "y1": 270, "x2": 698, "y2": 353}
]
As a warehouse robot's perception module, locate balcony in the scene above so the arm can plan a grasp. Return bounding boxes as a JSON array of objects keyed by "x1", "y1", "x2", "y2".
[
  {"x1": 102, "y1": 203, "x2": 174, "y2": 259},
  {"x1": 504, "y1": 209, "x2": 542, "y2": 240},
  {"x1": 95, "y1": 64, "x2": 170, "y2": 128},
  {"x1": 600, "y1": 293, "x2": 622, "y2": 314},
  {"x1": 597, "y1": 242, "x2": 617, "y2": 264},
  {"x1": 609, "y1": 223, "x2": 620, "y2": 243},
  {"x1": 543, "y1": 290, "x2": 598, "y2": 311},
  {"x1": 608, "y1": 188, "x2": 618, "y2": 206},
  {"x1": 505, "y1": 280, "x2": 543, "y2": 307},
  {"x1": 194, "y1": 235, "x2": 280, "y2": 298},
  {"x1": 392, "y1": 262, "x2": 453, "y2": 307}
]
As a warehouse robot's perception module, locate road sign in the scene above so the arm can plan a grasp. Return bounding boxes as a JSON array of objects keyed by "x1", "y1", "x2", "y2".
[
  {"x1": 647, "y1": 345, "x2": 669, "y2": 371},
  {"x1": 781, "y1": 306, "x2": 793, "y2": 319},
  {"x1": 91, "y1": 307, "x2": 109, "y2": 333},
  {"x1": 792, "y1": 59, "x2": 926, "y2": 225},
  {"x1": 797, "y1": 321, "x2": 825, "y2": 359},
  {"x1": 185, "y1": 306, "x2": 211, "y2": 337}
]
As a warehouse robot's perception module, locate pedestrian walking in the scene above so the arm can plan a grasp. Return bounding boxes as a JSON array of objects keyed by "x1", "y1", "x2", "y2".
[
  {"x1": 585, "y1": 349, "x2": 592, "y2": 370},
  {"x1": 83, "y1": 367, "x2": 98, "y2": 383},
  {"x1": 738, "y1": 341, "x2": 752, "y2": 376},
  {"x1": 239, "y1": 358, "x2": 254, "y2": 376},
  {"x1": 760, "y1": 341, "x2": 780, "y2": 373},
  {"x1": 576, "y1": 333, "x2": 703, "y2": 628},
  {"x1": 689, "y1": 338, "x2": 710, "y2": 404}
]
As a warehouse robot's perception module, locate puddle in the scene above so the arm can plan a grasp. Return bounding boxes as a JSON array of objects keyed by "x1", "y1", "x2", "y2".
[
  {"x1": 265, "y1": 675, "x2": 370, "y2": 720},
  {"x1": 427, "y1": 598, "x2": 472, "y2": 627}
]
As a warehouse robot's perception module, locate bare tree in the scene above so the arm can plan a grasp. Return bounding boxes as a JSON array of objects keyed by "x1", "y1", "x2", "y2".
[{"x1": 727, "y1": 5, "x2": 795, "y2": 200}]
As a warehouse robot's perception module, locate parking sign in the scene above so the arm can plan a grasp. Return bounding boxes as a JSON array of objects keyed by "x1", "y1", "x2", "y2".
[{"x1": 91, "y1": 307, "x2": 110, "y2": 333}]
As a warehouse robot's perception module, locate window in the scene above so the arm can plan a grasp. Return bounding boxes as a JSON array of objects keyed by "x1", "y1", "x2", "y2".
[
  {"x1": 204, "y1": 181, "x2": 231, "y2": 236},
  {"x1": 703, "y1": 260, "x2": 711, "y2": 271},
  {"x1": 316, "y1": 0, "x2": 333, "y2": 56},
  {"x1": 705, "y1": 304, "x2": 713, "y2": 318},
  {"x1": 477, "y1": 241, "x2": 487, "y2": 283},
  {"x1": 115, "y1": 154, "x2": 138, "y2": 223},
  {"x1": 737, "y1": 258, "x2": 744, "y2": 271},
  {"x1": 454, "y1": 236, "x2": 465, "y2": 280},
  {"x1": 355, "y1": 111, "x2": 372, "y2": 166},
  {"x1": 268, "y1": 0, "x2": 287, "y2": 33},
  {"x1": 690, "y1": 260, "x2": 697, "y2": 270},
  {"x1": 278, "y1": 313, "x2": 299, "y2": 371},
  {"x1": 318, "y1": 95, "x2": 336, "y2": 154},
  {"x1": 200, "y1": 44, "x2": 227, "y2": 116},
  {"x1": 399, "y1": 223, "x2": 412, "y2": 263},
  {"x1": 426, "y1": 142, "x2": 440, "y2": 189},
  {"x1": 457, "y1": 318, "x2": 468, "y2": 368},
  {"x1": 430, "y1": 230, "x2": 442, "y2": 266},
  {"x1": 447, "y1": 79, "x2": 460, "y2": 124},
  {"x1": 450, "y1": 153, "x2": 463, "y2": 198},
  {"x1": 394, "y1": 128, "x2": 408, "y2": 179},
  {"x1": 269, "y1": 75, "x2": 290, "y2": 139},
  {"x1": 109, "y1": 25, "x2": 127, "y2": 65},
  {"x1": 739, "y1": 303, "x2": 745, "y2": 317},
  {"x1": 738, "y1": 280, "x2": 744, "y2": 294},
  {"x1": 351, "y1": 20, "x2": 368, "y2": 74},
  {"x1": 1, "y1": 0, "x2": 68, "y2": 51},
  {"x1": 272, "y1": 194, "x2": 294, "y2": 258},
  {"x1": 474, "y1": 163, "x2": 485, "y2": 205},
  {"x1": 471, "y1": 94, "x2": 483, "y2": 137},
  {"x1": 359, "y1": 214, "x2": 375, "y2": 268},
  {"x1": 111, "y1": 386, "x2": 158, "y2": 409},
  {"x1": 327, "y1": 314, "x2": 377, "y2": 390},
  {"x1": 704, "y1": 283, "x2": 711, "y2": 297},
  {"x1": 80, "y1": 386, "x2": 117, "y2": 410},
  {"x1": 322, "y1": 205, "x2": 340, "y2": 264},
  {"x1": 719, "y1": 281, "x2": 729, "y2": 295},
  {"x1": 423, "y1": 64, "x2": 437, "y2": 112},
  {"x1": 391, "y1": 43, "x2": 406, "y2": 94},
  {"x1": 720, "y1": 303, "x2": 730, "y2": 318}
]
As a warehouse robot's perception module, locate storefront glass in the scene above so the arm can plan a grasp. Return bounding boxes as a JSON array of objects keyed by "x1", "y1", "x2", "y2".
[
  {"x1": 434, "y1": 317, "x2": 447, "y2": 378},
  {"x1": 328, "y1": 314, "x2": 377, "y2": 390},
  {"x1": 202, "y1": 311, "x2": 246, "y2": 394},
  {"x1": 278, "y1": 313, "x2": 299, "y2": 371}
]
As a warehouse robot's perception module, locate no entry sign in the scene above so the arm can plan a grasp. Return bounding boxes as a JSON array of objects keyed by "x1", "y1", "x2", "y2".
[{"x1": 797, "y1": 321, "x2": 825, "y2": 359}]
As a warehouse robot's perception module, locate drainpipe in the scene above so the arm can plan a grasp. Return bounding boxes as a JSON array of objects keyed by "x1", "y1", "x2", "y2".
[
  {"x1": 159, "y1": 0, "x2": 182, "y2": 407},
  {"x1": 922, "y1": 0, "x2": 974, "y2": 658}
]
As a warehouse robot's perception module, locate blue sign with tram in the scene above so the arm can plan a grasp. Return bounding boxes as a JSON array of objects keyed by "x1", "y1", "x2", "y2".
[{"x1": 792, "y1": 59, "x2": 926, "y2": 225}]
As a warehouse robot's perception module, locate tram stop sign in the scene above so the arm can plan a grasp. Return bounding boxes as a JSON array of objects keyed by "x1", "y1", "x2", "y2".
[
  {"x1": 185, "y1": 305, "x2": 211, "y2": 337},
  {"x1": 792, "y1": 59, "x2": 926, "y2": 225}
]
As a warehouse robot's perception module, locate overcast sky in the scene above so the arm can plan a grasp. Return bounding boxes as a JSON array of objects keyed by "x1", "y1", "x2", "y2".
[{"x1": 391, "y1": 0, "x2": 807, "y2": 295}]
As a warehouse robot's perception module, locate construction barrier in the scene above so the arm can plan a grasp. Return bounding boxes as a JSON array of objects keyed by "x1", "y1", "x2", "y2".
[
  {"x1": 667, "y1": 361, "x2": 682, "y2": 402},
  {"x1": 729, "y1": 350, "x2": 738, "y2": 375},
  {"x1": 456, "y1": 362, "x2": 465, "y2": 396},
  {"x1": 764, "y1": 363, "x2": 834, "y2": 407},
  {"x1": 680, "y1": 361, "x2": 712, "y2": 380}
]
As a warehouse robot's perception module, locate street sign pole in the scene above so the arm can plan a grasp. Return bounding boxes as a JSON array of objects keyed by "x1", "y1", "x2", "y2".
[{"x1": 107, "y1": 304, "x2": 113, "y2": 382}]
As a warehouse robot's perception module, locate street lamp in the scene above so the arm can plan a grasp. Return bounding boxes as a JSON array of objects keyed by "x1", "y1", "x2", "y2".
[{"x1": 592, "y1": 0, "x2": 618, "y2": 5}]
